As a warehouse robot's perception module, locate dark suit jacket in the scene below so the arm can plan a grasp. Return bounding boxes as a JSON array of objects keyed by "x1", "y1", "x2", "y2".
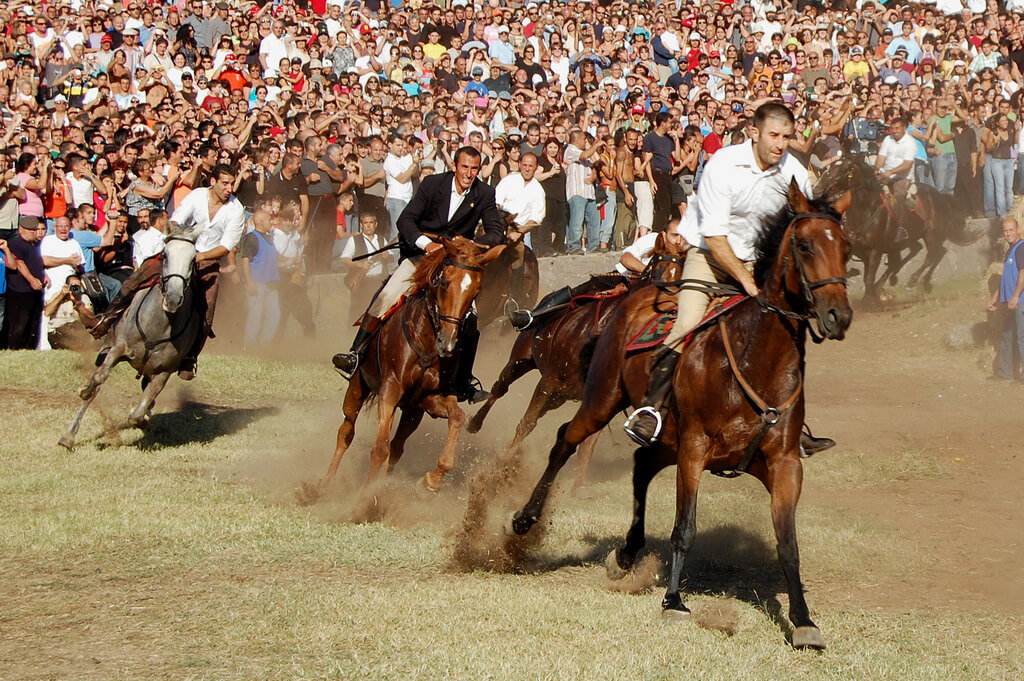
[{"x1": 396, "y1": 172, "x2": 505, "y2": 261}]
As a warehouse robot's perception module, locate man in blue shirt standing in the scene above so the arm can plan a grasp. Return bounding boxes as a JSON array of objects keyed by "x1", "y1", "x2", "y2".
[{"x1": 989, "y1": 218, "x2": 1024, "y2": 381}]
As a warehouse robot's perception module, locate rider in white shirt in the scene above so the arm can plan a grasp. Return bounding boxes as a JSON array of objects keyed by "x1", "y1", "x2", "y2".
[{"x1": 623, "y1": 103, "x2": 831, "y2": 456}]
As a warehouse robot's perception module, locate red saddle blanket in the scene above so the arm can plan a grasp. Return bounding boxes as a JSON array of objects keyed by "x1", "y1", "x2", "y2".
[{"x1": 624, "y1": 295, "x2": 746, "y2": 352}]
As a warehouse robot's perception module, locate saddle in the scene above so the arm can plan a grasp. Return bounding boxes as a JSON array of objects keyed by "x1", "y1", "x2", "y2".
[{"x1": 625, "y1": 295, "x2": 746, "y2": 353}]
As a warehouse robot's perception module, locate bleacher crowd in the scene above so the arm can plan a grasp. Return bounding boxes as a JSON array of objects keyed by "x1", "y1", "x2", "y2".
[{"x1": 2, "y1": 0, "x2": 1023, "y2": 350}]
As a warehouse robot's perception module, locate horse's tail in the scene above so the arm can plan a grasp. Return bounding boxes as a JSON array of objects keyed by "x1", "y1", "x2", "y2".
[{"x1": 948, "y1": 218, "x2": 986, "y2": 246}]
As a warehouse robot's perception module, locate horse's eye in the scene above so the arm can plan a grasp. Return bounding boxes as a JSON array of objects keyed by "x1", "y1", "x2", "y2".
[{"x1": 798, "y1": 240, "x2": 813, "y2": 254}]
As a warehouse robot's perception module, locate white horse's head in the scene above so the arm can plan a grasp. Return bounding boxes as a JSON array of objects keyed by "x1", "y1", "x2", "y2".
[{"x1": 161, "y1": 226, "x2": 199, "y2": 313}]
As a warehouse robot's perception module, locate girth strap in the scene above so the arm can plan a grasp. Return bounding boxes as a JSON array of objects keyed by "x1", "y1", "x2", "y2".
[{"x1": 713, "y1": 318, "x2": 803, "y2": 478}]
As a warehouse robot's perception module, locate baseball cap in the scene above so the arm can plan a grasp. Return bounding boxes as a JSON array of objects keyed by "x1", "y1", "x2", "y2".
[
  {"x1": 631, "y1": 104, "x2": 645, "y2": 114},
  {"x1": 100, "y1": 34, "x2": 113, "y2": 43},
  {"x1": 310, "y1": 59, "x2": 323, "y2": 69},
  {"x1": 474, "y1": 96, "x2": 488, "y2": 108},
  {"x1": 850, "y1": 46, "x2": 863, "y2": 55},
  {"x1": 268, "y1": 126, "x2": 287, "y2": 135}
]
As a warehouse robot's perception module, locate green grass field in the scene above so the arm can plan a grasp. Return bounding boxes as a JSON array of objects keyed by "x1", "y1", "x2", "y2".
[{"x1": 1, "y1": 349, "x2": 1021, "y2": 680}]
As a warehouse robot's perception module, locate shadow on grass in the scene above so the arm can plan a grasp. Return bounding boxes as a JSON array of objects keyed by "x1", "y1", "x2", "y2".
[
  {"x1": 523, "y1": 525, "x2": 791, "y2": 635},
  {"x1": 136, "y1": 402, "x2": 278, "y2": 449}
]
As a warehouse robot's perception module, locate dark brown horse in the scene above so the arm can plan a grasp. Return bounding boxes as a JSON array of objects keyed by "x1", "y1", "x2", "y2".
[
  {"x1": 299, "y1": 237, "x2": 505, "y2": 502},
  {"x1": 509, "y1": 183, "x2": 853, "y2": 649},
  {"x1": 467, "y1": 233, "x2": 686, "y2": 488},
  {"x1": 475, "y1": 212, "x2": 541, "y2": 328},
  {"x1": 815, "y1": 153, "x2": 980, "y2": 303}
]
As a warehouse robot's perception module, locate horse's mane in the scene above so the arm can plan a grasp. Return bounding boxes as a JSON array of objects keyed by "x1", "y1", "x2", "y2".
[
  {"x1": 753, "y1": 193, "x2": 840, "y2": 287},
  {"x1": 410, "y1": 238, "x2": 480, "y2": 290}
]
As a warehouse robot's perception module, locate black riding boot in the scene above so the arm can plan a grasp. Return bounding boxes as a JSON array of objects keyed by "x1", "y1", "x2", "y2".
[
  {"x1": 332, "y1": 316, "x2": 381, "y2": 378},
  {"x1": 455, "y1": 315, "x2": 490, "y2": 403},
  {"x1": 623, "y1": 348, "x2": 681, "y2": 446},
  {"x1": 508, "y1": 285, "x2": 573, "y2": 330}
]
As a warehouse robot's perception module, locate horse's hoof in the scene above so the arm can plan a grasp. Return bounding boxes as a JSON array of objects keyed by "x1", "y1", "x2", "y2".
[
  {"x1": 889, "y1": 275, "x2": 899, "y2": 286},
  {"x1": 129, "y1": 415, "x2": 150, "y2": 430},
  {"x1": 423, "y1": 471, "x2": 445, "y2": 492},
  {"x1": 605, "y1": 549, "x2": 628, "y2": 581},
  {"x1": 505, "y1": 511, "x2": 533, "y2": 537},
  {"x1": 78, "y1": 386, "x2": 93, "y2": 400},
  {"x1": 295, "y1": 481, "x2": 324, "y2": 506},
  {"x1": 661, "y1": 608, "x2": 692, "y2": 623},
  {"x1": 58, "y1": 435, "x2": 75, "y2": 451},
  {"x1": 792, "y1": 626, "x2": 826, "y2": 650},
  {"x1": 465, "y1": 415, "x2": 483, "y2": 434}
]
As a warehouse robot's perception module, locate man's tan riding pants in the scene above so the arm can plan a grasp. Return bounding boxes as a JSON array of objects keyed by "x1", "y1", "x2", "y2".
[
  {"x1": 662, "y1": 247, "x2": 752, "y2": 348},
  {"x1": 367, "y1": 257, "x2": 419, "y2": 318}
]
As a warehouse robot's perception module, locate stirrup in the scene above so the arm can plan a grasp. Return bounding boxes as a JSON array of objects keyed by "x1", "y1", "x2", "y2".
[
  {"x1": 508, "y1": 308, "x2": 534, "y2": 331},
  {"x1": 623, "y1": 406, "x2": 663, "y2": 446}
]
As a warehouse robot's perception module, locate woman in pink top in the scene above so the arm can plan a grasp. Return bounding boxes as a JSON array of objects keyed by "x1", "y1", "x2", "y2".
[{"x1": 15, "y1": 152, "x2": 49, "y2": 220}]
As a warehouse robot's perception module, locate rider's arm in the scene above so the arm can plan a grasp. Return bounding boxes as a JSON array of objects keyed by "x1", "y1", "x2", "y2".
[
  {"x1": 619, "y1": 251, "x2": 646, "y2": 273},
  {"x1": 706, "y1": 236, "x2": 758, "y2": 297}
]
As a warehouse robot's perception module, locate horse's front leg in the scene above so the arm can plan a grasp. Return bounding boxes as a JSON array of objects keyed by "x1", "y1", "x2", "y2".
[
  {"x1": 367, "y1": 382, "x2": 402, "y2": 485},
  {"x1": 606, "y1": 444, "x2": 671, "y2": 578},
  {"x1": 387, "y1": 407, "x2": 424, "y2": 474},
  {"x1": 420, "y1": 394, "x2": 464, "y2": 491},
  {"x1": 127, "y1": 372, "x2": 170, "y2": 430},
  {"x1": 661, "y1": 455, "x2": 702, "y2": 621},
  {"x1": 767, "y1": 453, "x2": 825, "y2": 650},
  {"x1": 297, "y1": 376, "x2": 367, "y2": 505},
  {"x1": 59, "y1": 343, "x2": 124, "y2": 449}
]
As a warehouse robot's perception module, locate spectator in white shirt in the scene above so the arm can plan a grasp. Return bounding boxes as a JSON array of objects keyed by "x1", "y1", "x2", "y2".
[
  {"x1": 382, "y1": 135, "x2": 420, "y2": 241},
  {"x1": 131, "y1": 208, "x2": 167, "y2": 267}
]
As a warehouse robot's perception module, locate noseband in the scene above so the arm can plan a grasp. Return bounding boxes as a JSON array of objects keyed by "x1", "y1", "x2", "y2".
[
  {"x1": 429, "y1": 257, "x2": 483, "y2": 329},
  {"x1": 161, "y1": 235, "x2": 197, "y2": 292}
]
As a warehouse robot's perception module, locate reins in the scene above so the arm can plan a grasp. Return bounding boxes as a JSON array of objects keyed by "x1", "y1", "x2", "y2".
[
  {"x1": 133, "y1": 237, "x2": 200, "y2": 369},
  {"x1": 711, "y1": 211, "x2": 844, "y2": 478}
]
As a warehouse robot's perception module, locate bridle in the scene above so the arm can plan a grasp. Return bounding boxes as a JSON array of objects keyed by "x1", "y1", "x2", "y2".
[
  {"x1": 428, "y1": 257, "x2": 483, "y2": 330},
  {"x1": 160, "y1": 234, "x2": 197, "y2": 293},
  {"x1": 757, "y1": 211, "x2": 846, "y2": 343}
]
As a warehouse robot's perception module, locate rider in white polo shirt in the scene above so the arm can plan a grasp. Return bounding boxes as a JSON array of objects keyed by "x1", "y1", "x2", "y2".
[{"x1": 623, "y1": 103, "x2": 833, "y2": 456}]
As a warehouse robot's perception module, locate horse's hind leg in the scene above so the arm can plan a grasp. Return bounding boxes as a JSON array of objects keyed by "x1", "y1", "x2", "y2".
[
  {"x1": 420, "y1": 394, "x2": 464, "y2": 491},
  {"x1": 571, "y1": 431, "x2": 601, "y2": 493},
  {"x1": 367, "y1": 383, "x2": 402, "y2": 485},
  {"x1": 387, "y1": 408, "x2": 424, "y2": 474},
  {"x1": 762, "y1": 454, "x2": 824, "y2": 650},
  {"x1": 507, "y1": 379, "x2": 566, "y2": 452},
  {"x1": 60, "y1": 346, "x2": 124, "y2": 449},
  {"x1": 467, "y1": 344, "x2": 535, "y2": 434},
  {"x1": 511, "y1": 405, "x2": 613, "y2": 535},
  {"x1": 297, "y1": 376, "x2": 366, "y2": 505},
  {"x1": 127, "y1": 372, "x2": 170, "y2": 430},
  {"x1": 606, "y1": 444, "x2": 672, "y2": 578}
]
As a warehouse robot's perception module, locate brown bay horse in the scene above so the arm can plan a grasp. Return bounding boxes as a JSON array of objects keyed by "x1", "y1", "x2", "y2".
[
  {"x1": 467, "y1": 234, "x2": 686, "y2": 488},
  {"x1": 475, "y1": 212, "x2": 541, "y2": 328},
  {"x1": 299, "y1": 237, "x2": 505, "y2": 503},
  {"x1": 508, "y1": 182, "x2": 853, "y2": 649},
  {"x1": 815, "y1": 153, "x2": 980, "y2": 303}
]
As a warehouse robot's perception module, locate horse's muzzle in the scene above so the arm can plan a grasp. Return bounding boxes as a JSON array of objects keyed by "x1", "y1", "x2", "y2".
[
  {"x1": 816, "y1": 303, "x2": 853, "y2": 340},
  {"x1": 436, "y1": 331, "x2": 458, "y2": 358}
]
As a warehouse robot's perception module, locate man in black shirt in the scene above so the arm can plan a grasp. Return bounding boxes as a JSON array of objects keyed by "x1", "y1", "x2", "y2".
[
  {"x1": 2, "y1": 219, "x2": 46, "y2": 349},
  {"x1": 642, "y1": 112, "x2": 676, "y2": 231},
  {"x1": 267, "y1": 152, "x2": 310, "y2": 228}
]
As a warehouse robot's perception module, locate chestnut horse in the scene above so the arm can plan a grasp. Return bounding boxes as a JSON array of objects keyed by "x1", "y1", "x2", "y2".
[
  {"x1": 475, "y1": 212, "x2": 541, "y2": 328},
  {"x1": 299, "y1": 237, "x2": 505, "y2": 503},
  {"x1": 467, "y1": 234, "x2": 686, "y2": 488},
  {"x1": 509, "y1": 183, "x2": 853, "y2": 649}
]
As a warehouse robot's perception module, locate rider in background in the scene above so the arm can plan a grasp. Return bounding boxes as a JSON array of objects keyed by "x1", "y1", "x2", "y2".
[
  {"x1": 623, "y1": 103, "x2": 833, "y2": 455},
  {"x1": 874, "y1": 115, "x2": 918, "y2": 215},
  {"x1": 331, "y1": 145, "x2": 505, "y2": 404}
]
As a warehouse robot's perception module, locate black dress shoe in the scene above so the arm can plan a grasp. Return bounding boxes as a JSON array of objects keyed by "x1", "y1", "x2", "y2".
[
  {"x1": 332, "y1": 352, "x2": 358, "y2": 378},
  {"x1": 508, "y1": 309, "x2": 534, "y2": 330},
  {"x1": 799, "y1": 431, "x2": 836, "y2": 457}
]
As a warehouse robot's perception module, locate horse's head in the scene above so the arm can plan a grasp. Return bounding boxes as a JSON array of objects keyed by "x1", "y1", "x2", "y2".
[
  {"x1": 161, "y1": 226, "x2": 198, "y2": 314},
  {"x1": 417, "y1": 236, "x2": 506, "y2": 357},
  {"x1": 647, "y1": 230, "x2": 688, "y2": 284},
  {"x1": 762, "y1": 180, "x2": 853, "y2": 341}
]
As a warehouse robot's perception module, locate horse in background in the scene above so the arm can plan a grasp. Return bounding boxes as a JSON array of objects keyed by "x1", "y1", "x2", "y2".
[
  {"x1": 298, "y1": 237, "x2": 506, "y2": 503},
  {"x1": 59, "y1": 226, "x2": 205, "y2": 449},
  {"x1": 816, "y1": 152, "x2": 980, "y2": 303},
  {"x1": 475, "y1": 211, "x2": 541, "y2": 328}
]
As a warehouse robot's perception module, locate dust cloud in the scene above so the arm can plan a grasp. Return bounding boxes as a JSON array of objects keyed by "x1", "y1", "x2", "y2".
[{"x1": 602, "y1": 553, "x2": 662, "y2": 595}]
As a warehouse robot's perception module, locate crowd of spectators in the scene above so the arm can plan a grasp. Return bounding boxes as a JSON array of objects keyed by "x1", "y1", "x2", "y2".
[{"x1": 3, "y1": 0, "x2": 1024, "y2": 351}]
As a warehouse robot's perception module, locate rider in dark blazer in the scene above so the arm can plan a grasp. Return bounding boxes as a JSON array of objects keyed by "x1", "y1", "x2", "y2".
[{"x1": 333, "y1": 146, "x2": 504, "y2": 403}]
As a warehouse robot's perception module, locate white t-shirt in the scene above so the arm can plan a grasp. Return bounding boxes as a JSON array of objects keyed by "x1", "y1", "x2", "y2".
[
  {"x1": 495, "y1": 173, "x2": 546, "y2": 227},
  {"x1": 66, "y1": 173, "x2": 93, "y2": 208},
  {"x1": 272, "y1": 227, "x2": 302, "y2": 259},
  {"x1": 40, "y1": 234, "x2": 85, "y2": 303},
  {"x1": 132, "y1": 227, "x2": 165, "y2": 267},
  {"x1": 674, "y1": 140, "x2": 813, "y2": 262},
  {"x1": 259, "y1": 34, "x2": 289, "y2": 78},
  {"x1": 877, "y1": 133, "x2": 918, "y2": 180},
  {"x1": 383, "y1": 153, "x2": 414, "y2": 202}
]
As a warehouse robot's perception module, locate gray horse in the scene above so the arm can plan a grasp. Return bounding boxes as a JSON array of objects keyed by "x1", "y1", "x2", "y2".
[{"x1": 59, "y1": 226, "x2": 204, "y2": 450}]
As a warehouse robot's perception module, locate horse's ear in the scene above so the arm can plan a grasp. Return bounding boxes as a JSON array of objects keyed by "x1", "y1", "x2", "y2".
[
  {"x1": 787, "y1": 177, "x2": 811, "y2": 213},
  {"x1": 833, "y1": 189, "x2": 853, "y2": 216},
  {"x1": 477, "y1": 244, "x2": 507, "y2": 265},
  {"x1": 654, "y1": 232, "x2": 666, "y2": 251}
]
